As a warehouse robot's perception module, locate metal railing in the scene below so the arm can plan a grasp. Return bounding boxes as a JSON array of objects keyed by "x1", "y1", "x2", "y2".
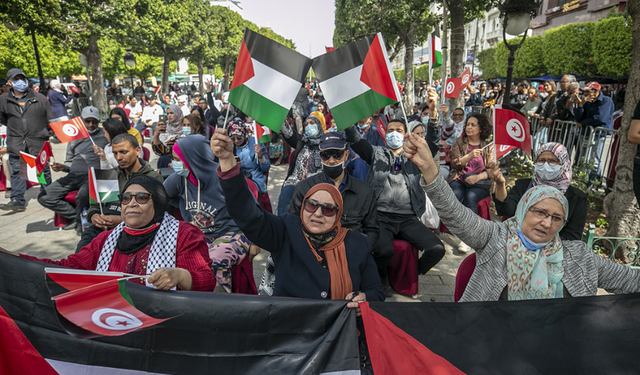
[{"x1": 585, "y1": 224, "x2": 640, "y2": 267}]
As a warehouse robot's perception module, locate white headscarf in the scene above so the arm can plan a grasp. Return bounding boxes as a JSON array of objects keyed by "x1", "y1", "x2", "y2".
[{"x1": 49, "y1": 79, "x2": 62, "y2": 92}]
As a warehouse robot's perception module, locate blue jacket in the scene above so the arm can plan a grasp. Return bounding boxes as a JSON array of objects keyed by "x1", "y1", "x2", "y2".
[
  {"x1": 574, "y1": 93, "x2": 615, "y2": 130},
  {"x1": 48, "y1": 90, "x2": 72, "y2": 118},
  {"x1": 235, "y1": 137, "x2": 270, "y2": 193}
]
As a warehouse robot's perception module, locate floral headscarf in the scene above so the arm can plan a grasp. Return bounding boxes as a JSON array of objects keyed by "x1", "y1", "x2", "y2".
[
  {"x1": 533, "y1": 142, "x2": 572, "y2": 193},
  {"x1": 505, "y1": 185, "x2": 568, "y2": 301},
  {"x1": 228, "y1": 118, "x2": 247, "y2": 137}
]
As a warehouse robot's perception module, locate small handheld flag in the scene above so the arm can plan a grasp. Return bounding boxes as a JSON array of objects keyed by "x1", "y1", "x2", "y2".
[
  {"x1": 493, "y1": 107, "x2": 532, "y2": 157},
  {"x1": 459, "y1": 68, "x2": 472, "y2": 89},
  {"x1": 89, "y1": 167, "x2": 119, "y2": 216},
  {"x1": 253, "y1": 122, "x2": 271, "y2": 144},
  {"x1": 444, "y1": 78, "x2": 462, "y2": 98},
  {"x1": 50, "y1": 117, "x2": 91, "y2": 144},
  {"x1": 19, "y1": 152, "x2": 47, "y2": 184},
  {"x1": 35, "y1": 141, "x2": 53, "y2": 174}
]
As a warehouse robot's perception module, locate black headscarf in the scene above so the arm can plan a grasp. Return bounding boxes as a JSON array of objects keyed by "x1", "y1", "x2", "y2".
[
  {"x1": 110, "y1": 107, "x2": 131, "y2": 128},
  {"x1": 116, "y1": 175, "x2": 170, "y2": 254}
]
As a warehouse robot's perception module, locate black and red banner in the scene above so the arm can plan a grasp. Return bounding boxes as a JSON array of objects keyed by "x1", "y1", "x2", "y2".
[{"x1": 2, "y1": 252, "x2": 640, "y2": 374}]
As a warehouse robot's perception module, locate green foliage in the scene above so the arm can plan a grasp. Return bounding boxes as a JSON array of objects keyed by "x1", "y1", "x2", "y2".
[
  {"x1": 477, "y1": 47, "x2": 499, "y2": 79},
  {"x1": 592, "y1": 17, "x2": 632, "y2": 77},
  {"x1": 542, "y1": 22, "x2": 598, "y2": 77},
  {"x1": 506, "y1": 149, "x2": 534, "y2": 179},
  {"x1": 570, "y1": 162, "x2": 603, "y2": 209},
  {"x1": 494, "y1": 35, "x2": 545, "y2": 78},
  {"x1": 596, "y1": 218, "x2": 609, "y2": 228},
  {"x1": 392, "y1": 66, "x2": 440, "y2": 83}
]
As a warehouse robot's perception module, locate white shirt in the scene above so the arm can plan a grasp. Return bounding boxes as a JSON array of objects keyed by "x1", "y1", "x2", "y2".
[
  {"x1": 181, "y1": 105, "x2": 190, "y2": 117},
  {"x1": 125, "y1": 103, "x2": 142, "y2": 118},
  {"x1": 141, "y1": 104, "x2": 163, "y2": 123}
]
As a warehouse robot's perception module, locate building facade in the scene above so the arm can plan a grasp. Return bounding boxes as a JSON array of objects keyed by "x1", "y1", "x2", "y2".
[{"x1": 530, "y1": 0, "x2": 627, "y2": 36}]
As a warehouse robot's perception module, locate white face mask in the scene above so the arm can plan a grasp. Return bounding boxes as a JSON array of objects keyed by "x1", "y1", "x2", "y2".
[{"x1": 535, "y1": 162, "x2": 562, "y2": 181}]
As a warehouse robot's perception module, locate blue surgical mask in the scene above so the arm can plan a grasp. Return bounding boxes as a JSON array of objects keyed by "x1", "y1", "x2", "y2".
[
  {"x1": 421, "y1": 117, "x2": 430, "y2": 126},
  {"x1": 386, "y1": 131, "x2": 404, "y2": 149},
  {"x1": 11, "y1": 79, "x2": 28, "y2": 93},
  {"x1": 171, "y1": 160, "x2": 190, "y2": 177},
  {"x1": 328, "y1": 127, "x2": 338, "y2": 132},
  {"x1": 305, "y1": 124, "x2": 319, "y2": 138},
  {"x1": 182, "y1": 127, "x2": 191, "y2": 136},
  {"x1": 358, "y1": 121, "x2": 370, "y2": 130},
  {"x1": 517, "y1": 229, "x2": 550, "y2": 250}
]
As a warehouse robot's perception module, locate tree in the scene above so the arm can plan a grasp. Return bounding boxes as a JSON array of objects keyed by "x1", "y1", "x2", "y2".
[
  {"x1": 477, "y1": 47, "x2": 499, "y2": 79},
  {"x1": 333, "y1": 0, "x2": 438, "y2": 114},
  {"x1": 493, "y1": 35, "x2": 545, "y2": 79},
  {"x1": 592, "y1": 17, "x2": 633, "y2": 77},
  {"x1": 602, "y1": 4, "x2": 640, "y2": 260},
  {"x1": 541, "y1": 22, "x2": 598, "y2": 77},
  {"x1": 209, "y1": 5, "x2": 248, "y2": 92}
]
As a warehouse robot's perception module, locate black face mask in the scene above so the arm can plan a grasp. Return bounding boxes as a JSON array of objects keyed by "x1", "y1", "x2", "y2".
[{"x1": 322, "y1": 162, "x2": 344, "y2": 180}]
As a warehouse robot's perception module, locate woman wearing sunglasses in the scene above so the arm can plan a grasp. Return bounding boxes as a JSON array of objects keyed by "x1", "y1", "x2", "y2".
[
  {"x1": 20, "y1": 175, "x2": 215, "y2": 291},
  {"x1": 403, "y1": 133, "x2": 640, "y2": 302},
  {"x1": 211, "y1": 128, "x2": 384, "y2": 310}
]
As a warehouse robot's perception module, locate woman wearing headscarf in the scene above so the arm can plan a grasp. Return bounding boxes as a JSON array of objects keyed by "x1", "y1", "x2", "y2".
[
  {"x1": 228, "y1": 118, "x2": 270, "y2": 196},
  {"x1": 164, "y1": 135, "x2": 248, "y2": 293},
  {"x1": 277, "y1": 111, "x2": 326, "y2": 215},
  {"x1": 492, "y1": 142, "x2": 587, "y2": 241},
  {"x1": 48, "y1": 79, "x2": 72, "y2": 121},
  {"x1": 110, "y1": 107, "x2": 143, "y2": 144},
  {"x1": 20, "y1": 175, "x2": 215, "y2": 291},
  {"x1": 211, "y1": 128, "x2": 384, "y2": 305},
  {"x1": 403, "y1": 133, "x2": 640, "y2": 302},
  {"x1": 153, "y1": 104, "x2": 186, "y2": 168}
]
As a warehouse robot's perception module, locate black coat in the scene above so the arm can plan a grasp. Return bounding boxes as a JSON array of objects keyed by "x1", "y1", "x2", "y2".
[
  {"x1": 493, "y1": 178, "x2": 588, "y2": 241},
  {"x1": 288, "y1": 171, "x2": 380, "y2": 247},
  {"x1": 0, "y1": 88, "x2": 53, "y2": 156},
  {"x1": 219, "y1": 166, "x2": 384, "y2": 302}
]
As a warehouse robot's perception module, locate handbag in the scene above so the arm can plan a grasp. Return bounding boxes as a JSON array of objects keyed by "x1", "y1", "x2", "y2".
[{"x1": 462, "y1": 174, "x2": 492, "y2": 190}]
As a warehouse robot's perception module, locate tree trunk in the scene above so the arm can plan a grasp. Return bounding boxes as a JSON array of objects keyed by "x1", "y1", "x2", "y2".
[
  {"x1": 223, "y1": 55, "x2": 231, "y2": 92},
  {"x1": 603, "y1": 0, "x2": 640, "y2": 261},
  {"x1": 402, "y1": 26, "x2": 415, "y2": 116},
  {"x1": 448, "y1": 0, "x2": 465, "y2": 110},
  {"x1": 197, "y1": 58, "x2": 205, "y2": 96},
  {"x1": 85, "y1": 35, "x2": 107, "y2": 116},
  {"x1": 161, "y1": 56, "x2": 170, "y2": 94}
]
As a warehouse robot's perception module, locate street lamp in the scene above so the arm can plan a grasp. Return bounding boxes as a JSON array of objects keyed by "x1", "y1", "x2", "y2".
[
  {"x1": 123, "y1": 49, "x2": 136, "y2": 93},
  {"x1": 499, "y1": 0, "x2": 539, "y2": 105}
]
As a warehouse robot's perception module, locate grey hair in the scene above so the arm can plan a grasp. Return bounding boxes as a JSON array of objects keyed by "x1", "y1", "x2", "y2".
[
  {"x1": 564, "y1": 75, "x2": 577, "y2": 83},
  {"x1": 568, "y1": 82, "x2": 580, "y2": 91}
]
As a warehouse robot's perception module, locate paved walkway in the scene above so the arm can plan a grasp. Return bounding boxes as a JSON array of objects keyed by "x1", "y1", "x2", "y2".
[{"x1": 0, "y1": 139, "x2": 472, "y2": 302}]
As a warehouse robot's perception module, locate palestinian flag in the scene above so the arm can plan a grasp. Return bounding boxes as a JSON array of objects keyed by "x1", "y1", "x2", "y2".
[
  {"x1": 19, "y1": 152, "x2": 47, "y2": 184},
  {"x1": 312, "y1": 33, "x2": 402, "y2": 130},
  {"x1": 88, "y1": 167, "x2": 119, "y2": 205},
  {"x1": 229, "y1": 28, "x2": 313, "y2": 133},
  {"x1": 428, "y1": 33, "x2": 442, "y2": 69},
  {"x1": 253, "y1": 121, "x2": 271, "y2": 144}
]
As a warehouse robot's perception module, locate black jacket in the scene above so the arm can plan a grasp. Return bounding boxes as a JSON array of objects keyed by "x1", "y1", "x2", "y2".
[
  {"x1": 493, "y1": 178, "x2": 588, "y2": 241},
  {"x1": 288, "y1": 171, "x2": 380, "y2": 247},
  {"x1": 509, "y1": 93, "x2": 528, "y2": 111},
  {"x1": 219, "y1": 166, "x2": 384, "y2": 302},
  {"x1": 0, "y1": 88, "x2": 53, "y2": 156}
]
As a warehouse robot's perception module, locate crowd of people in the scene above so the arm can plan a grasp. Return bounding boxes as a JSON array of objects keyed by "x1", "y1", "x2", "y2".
[{"x1": 1, "y1": 65, "x2": 640, "y2": 314}]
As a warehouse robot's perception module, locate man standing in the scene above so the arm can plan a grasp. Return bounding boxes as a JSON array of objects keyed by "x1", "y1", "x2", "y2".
[
  {"x1": 345, "y1": 89, "x2": 445, "y2": 297},
  {"x1": 37, "y1": 106, "x2": 108, "y2": 229},
  {"x1": 574, "y1": 82, "x2": 615, "y2": 183},
  {"x1": 509, "y1": 81, "x2": 529, "y2": 111},
  {"x1": 0, "y1": 68, "x2": 53, "y2": 212},
  {"x1": 133, "y1": 82, "x2": 145, "y2": 95},
  {"x1": 137, "y1": 95, "x2": 163, "y2": 136}
]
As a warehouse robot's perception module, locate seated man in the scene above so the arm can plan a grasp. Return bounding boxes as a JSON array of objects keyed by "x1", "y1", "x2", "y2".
[
  {"x1": 345, "y1": 89, "x2": 445, "y2": 297},
  {"x1": 78, "y1": 134, "x2": 163, "y2": 251},
  {"x1": 38, "y1": 106, "x2": 108, "y2": 230},
  {"x1": 258, "y1": 133, "x2": 380, "y2": 296},
  {"x1": 21, "y1": 175, "x2": 214, "y2": 291}
]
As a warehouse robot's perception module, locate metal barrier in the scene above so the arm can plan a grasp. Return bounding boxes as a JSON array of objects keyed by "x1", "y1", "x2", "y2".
[
  {"x1": 585, "y1": 224, "x2": 640, "y2": 266},
  {"x1": 71, "y1": 97, "x2": 92, "y2": 117}
]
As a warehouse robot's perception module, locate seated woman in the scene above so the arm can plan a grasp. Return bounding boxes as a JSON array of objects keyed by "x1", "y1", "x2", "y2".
[
  {"x1": 164, "y1": 134, "x2": 249, "y2": 293},
  {"x1": 110, "y1": 107, "x2": 143, "y2": 145},
  {"x1": 447, "y1": 113, "x2": 495, "y2": 252},
  {"x1": 189, "y1": 107, "x2": 213, "y2": 139},
  {"x1": 493, "y1": 142, "x2": 587, "y2": 241},
  {"x1": 403, "y1": 133, "x2": 640, "y2": 302},
  {"x1": 153, "y1": 104, "x2": 185, "y2": 168},
  {"x1": 228, "y1": 119, "x2": 270, "y2": 197},
  {"x1": 211, "y1": 128, "x2": 384, "y2": 309},
  {"x1": 20, "y1": 175, "x2": 215, "y2": 291}
]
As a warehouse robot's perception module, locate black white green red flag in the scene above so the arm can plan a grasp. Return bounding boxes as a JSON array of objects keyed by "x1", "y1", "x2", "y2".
[
  {"x1": 20, "y1": 152, "x2": 47, "y2": 184},
  {"x1": 229, "y1": 28, "x2": 313, "y2": 133},
  {"x1": 253, "y1": 121, "x2": 271, "y2": 144},
  {"x1": 88, "y1": 167, "x2": 119, "y2": 206},
  {"x1": 312, "y1": 33, "x2": 402, "y2": 130}
]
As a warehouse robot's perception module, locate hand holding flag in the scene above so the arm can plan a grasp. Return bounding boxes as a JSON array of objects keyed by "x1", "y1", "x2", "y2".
[{"x1": 50, "y1": 117, "x2": 91, "y2": 144}]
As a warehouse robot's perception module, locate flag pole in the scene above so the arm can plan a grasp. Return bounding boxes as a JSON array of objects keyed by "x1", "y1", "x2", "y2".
[{"x1": 222, "y1": 104, "x2": 233, "y2": 130}]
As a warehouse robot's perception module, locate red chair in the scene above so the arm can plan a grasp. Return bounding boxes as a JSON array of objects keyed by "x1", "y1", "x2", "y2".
[
  {"x1": 387, "y1": 240, "x2": 419, "y2": 296},
  {"x1": 454, "y1": 253, "x2": 477, "y2": 302},
  {"x1": 53, "y1": 191, "x2": 79, "y2": 227},
  {"x1": 142, "y1": 147, "x2": 150, "y2": 162},
  {"x1": 440, "y1": 195, "x2": 492, "y2": 233}
]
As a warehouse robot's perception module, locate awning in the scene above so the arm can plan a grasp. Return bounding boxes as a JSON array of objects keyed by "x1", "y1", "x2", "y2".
[{"x1": 168, "y1": 74, "x2": 190, "y2": 82}]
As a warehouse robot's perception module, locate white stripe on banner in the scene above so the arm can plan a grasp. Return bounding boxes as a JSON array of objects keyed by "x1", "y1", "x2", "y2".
[
  {"x1": 244, "y1": 58, "x2": 302, "y2": 109},
  {"x1": 47, "y1": 359, "x2": 167, "y2": 375},
  {"x1": 320, "y1": 65, "x2": 369, "y2": 110}
]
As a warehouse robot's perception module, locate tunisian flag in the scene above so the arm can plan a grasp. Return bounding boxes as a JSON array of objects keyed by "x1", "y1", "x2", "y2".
[
  {"x1": 35, "y1": 141, "x2": 53, "y2": 174},
  {"x1": 494, "y1": 107, "x2": 532, "y2": 157},
  {"x1": 444, "y1": 77, "x2": 462, "y2": 98},
  {"x1": 459, "y1": 68, "x2": 472, "y2": 89},
  {"x1": 49, "y1": 117, "x2": 90, "y2": 143}
]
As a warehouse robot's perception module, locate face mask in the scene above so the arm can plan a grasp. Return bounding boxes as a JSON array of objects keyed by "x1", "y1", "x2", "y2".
[
  {"x1": 305, "y1": 124, "x2": 319, "y2": 138},
  {"x1": 318, "y1": 93, "x2": 323, "y2": 97},
  {"x1": 313, "y1": 101, "x2": 319, "y2": 105},
  {"x1": 322, "y1": 161, "x2": 344, "y2": 179},
  {"x1": 386, "y1": 131, "x2": 404, "y2": 149},
  {"x1": 11, "y1": 79, "x2": 28, "y2": 93},
  {"x1": 182, "y1": 127, "x2": 191, "y2": 136},
  {"x1": 516, "y1": 229, "x2": 550, "y2": 250},
  {"x1": 535, "y1": 162, "x2": 562, "y2": 181},
  {"x1": 171, "y1": 160, "x2": 190, "y2": 177},
  {"x1": 328, "y1": 127, "x2": 338, "y2": 132},
  {"x1": 421, "y1": 117, "x2": 430, "y2": 126},
  {"x1": 358, "y1": 121, "x2": 371, "y2": 130}
]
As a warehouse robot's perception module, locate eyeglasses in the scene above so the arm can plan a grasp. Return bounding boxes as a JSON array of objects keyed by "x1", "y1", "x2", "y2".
[
  {"x1": 84, "y1": 119, "x2": 99, "y2": 124},
  {"x1": 231, "y1": 136, "x2": 244, "y2": 141},
  {"x1": 119, "y1": 192, "x2": 152, "y2": 205},
  {"x1": 319, "y1": 149, "x2": 345, "y2": 161},
  {"x1": 303, "y1": 199, "x2": 338, "y2": 217},
  {"x1": 528, "y1": 207, "x2": 565, "y2": 225},
  {"x1": 452, "y1": 113, "x2": 464, "y2": 117},
  {"x1": 536, "y1": 158, "x2": 560, "y2": 165}
]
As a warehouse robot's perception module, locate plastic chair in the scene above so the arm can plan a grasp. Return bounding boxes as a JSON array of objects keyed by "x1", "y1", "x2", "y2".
[
  {"x1": 142, "y1": 147, "x2": 150, "y2": 162},
  {"x1": 0, "y1": 164, "x2": 6, "y2": 191},
  {"x1": 454, "y1": 253, "x2": 477, "y2": 302},
  {"x1": 387, "y1": 239, "x2": 419, "y2": 296},
  {"x1": 53, "y1": 191, "x2": 79, "y2": 227}
]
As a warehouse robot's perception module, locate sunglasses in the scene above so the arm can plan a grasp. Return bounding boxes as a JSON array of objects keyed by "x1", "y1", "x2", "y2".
[
  {"x1": 319, "y1": 149, "x2": 344, "y2": 161},
  {"x1": 231, "y1": 136, "x2": 244, "y2": 141},
  {"x1": 119, "y1": 192, "x2": 152, "y2": 205},
  {"x1": 303, "y1": 198, "x2": 338, "y2": 217},
  {"x1": 84, "y1": 119, "x2": 99, "y2": 124}
]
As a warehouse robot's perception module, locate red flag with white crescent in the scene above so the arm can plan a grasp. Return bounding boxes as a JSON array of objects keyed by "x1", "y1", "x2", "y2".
[
  {"x1": 496, "y1": 144, "x2": 516, "y2": 160},
  {"x1": 459, "y1": 68, "x2": 472, "y2": 89},
  {"x1": 35, "y1": 141, "x2": 53, "y2": 174},
  {"x1": 444, "y1": 78, "x2": 462, "y2": 98},
  {"x1": 494, "y1": 107, "x2": 532, "y2": 157},
  {"x1": 49, "y1": 117, "x2": 91, "y2": 143}
]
